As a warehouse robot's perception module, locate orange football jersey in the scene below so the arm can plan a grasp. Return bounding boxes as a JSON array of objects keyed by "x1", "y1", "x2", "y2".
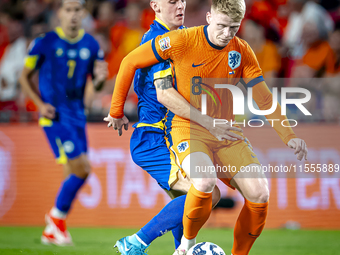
[
  {"x1": 152, "y1": 25, "x2": 264, "y2": 123},
  {"x1": 109, "y1": 25, "x2": 297, "y2": 145}
]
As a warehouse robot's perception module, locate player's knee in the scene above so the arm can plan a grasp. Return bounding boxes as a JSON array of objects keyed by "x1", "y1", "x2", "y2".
[
  {"x1": 247, "y1": 185, "x2": 269, "y2": 203},
  {"x1": 257, "y1": 187, "x2": 269, "y2": 203},
  {"x1": 69, "y1": 155, "x2": 91, "y2": 179},
  {"x1": 82, "y1": 159, "x2": 91, "y2": 176},
  {"x1": 212, "y1": 186, "x2": 221, "y2": 208},
  {"x1": 193, "y1": 177, "x2": 216, "y2": 193}
]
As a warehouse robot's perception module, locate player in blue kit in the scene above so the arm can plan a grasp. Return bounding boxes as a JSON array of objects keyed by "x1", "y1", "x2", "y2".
[
  {"x1": 19, "y1": 0, "x2": 107, "y2": 246},
  {"x1": 105, "y1": 0, "x2": 227, "y2": 254},
  {"x1": 105, "y1": 1, "x2": 190, "y2": 253}
]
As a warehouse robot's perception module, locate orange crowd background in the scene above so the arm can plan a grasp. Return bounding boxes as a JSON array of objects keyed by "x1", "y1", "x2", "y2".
[{"x1": 0, "y1": 0, "x2": 340, "y2": 123}]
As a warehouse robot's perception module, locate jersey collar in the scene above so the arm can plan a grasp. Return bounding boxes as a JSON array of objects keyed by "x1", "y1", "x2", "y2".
[
  {"x1": 155, "y1": 17, "x2": 171, "y2": 31},
  {"x1": 55, "y1": 26, "x2": 85, "y2": 44},
  {"x1": 204, "y1": 25, "x2": 225, "y2": 50},
  {"x1": 154, "y1": 17, "x2": 186, "y2": 32}
]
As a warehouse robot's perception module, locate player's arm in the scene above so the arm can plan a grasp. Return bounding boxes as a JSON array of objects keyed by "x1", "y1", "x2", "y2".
[
  {"x1": 105, "y1": 30, "x2": 186, "y2": 135},
  {"x1": 19, "y1": 49, "x2": 56, "y2": 119},
  {"x1": 109, "y1": 40, "x2": 160, "y2": 118},
  {"x1": 252, "y1": 81, "x2": 308, "y2": 160},
  {"x1": 90, "y1": 43, "x2": 108, "y2": 92},
  {"x1": 155, "y1": 75, "x2": 244, "y2": 141},
  {"x1": 104, "y1": 40, "x2": 161, "y2": 135},
  {"x1": 243, "y1": 42, "x2": 307, "y2": 160}
]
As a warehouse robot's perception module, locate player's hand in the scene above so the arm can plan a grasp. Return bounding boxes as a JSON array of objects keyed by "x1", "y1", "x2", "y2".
[
  {"x1": 288, "y1": 138, "x2": 308, "y2": 161},
  {"x1": 40, "y1": 103, "x2": 56, "y2": 119},
  {"x1": 103, "y1": 114, "x2": 129, "y2": 136},
  {"x1": 93, "y1": 60, "x2": 108, "y2": 83},
  {"x1": 201, "y1": 116, "x2": 244, "y2": 141}
]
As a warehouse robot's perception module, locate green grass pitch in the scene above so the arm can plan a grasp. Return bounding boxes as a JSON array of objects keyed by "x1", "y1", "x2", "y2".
[{"x1": 1, "y1": 227, "x2": 340, "y2": 255}]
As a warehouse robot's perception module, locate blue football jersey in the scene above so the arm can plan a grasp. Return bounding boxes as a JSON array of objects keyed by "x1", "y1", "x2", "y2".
[
  {"x1": 25, "y1": 27, "x2": 104, "y2": 126},
  {"x1": 133, "y1": 19, "x2": 185, "y2": 128}
]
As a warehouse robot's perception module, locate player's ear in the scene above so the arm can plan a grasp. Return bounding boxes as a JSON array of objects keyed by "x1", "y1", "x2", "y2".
[
  {"x1": 57, "y1": 8, "x2": 63, "y2": 20},
  {"x1": 150, "y1": 1, "x2": 160, "y2": 13},
  {"x1": 206, "y1": 11, "x2": 212, "y2": 25}
]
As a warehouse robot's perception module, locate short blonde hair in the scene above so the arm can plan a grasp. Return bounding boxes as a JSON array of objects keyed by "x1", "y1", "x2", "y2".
[{"x1": 212, "y1": 0, "x2": 246, "y2": 21}]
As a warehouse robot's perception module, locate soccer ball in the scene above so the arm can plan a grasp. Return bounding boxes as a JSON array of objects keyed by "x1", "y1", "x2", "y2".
[{"x1": 187, "y1": 242, "x2": 226, "y2": 255}]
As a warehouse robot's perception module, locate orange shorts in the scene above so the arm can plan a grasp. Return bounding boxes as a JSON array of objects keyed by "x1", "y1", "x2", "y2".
[{"x1": 165, "y1": 124, "x2": 260, "y2": 188}]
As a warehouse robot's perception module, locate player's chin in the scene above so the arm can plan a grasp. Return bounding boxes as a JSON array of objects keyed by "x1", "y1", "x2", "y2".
[
  {"x1": 70, "y1": 23, "x2": 80, "y2": 29},
  {"x1": 217, "y1": 41, "x2": 229, "y2": 47},
  {"x1": 216, "y1": 36, "x2": 231, "y2": 46}
]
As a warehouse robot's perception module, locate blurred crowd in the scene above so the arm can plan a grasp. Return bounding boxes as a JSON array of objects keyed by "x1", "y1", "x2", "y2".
[{"x1": 0, "y1": 0, "x2": 339, "y2": 123}]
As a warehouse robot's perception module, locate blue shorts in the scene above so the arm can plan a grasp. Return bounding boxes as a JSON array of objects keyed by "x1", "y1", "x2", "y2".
[
  {"x1": 130, "y1": 126, "x2": 180, "y2": 190},
  {"x1": 39, "y1": 117, "x2": 87, "y2": 164}
]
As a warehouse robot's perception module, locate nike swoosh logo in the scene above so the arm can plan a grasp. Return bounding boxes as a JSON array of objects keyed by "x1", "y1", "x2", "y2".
[
  {"x1": 192, "y1": 63, "x2": 205, "y2": 68},
  {"x1": 251, "y1": 154, "x2": 256, "y2": 158},
  {"x1": 124, "y1": 239, "x2": 131, "y2": 252},
  {"x1": 248, "y1": 233, "x2": 259, "y2": 238}
]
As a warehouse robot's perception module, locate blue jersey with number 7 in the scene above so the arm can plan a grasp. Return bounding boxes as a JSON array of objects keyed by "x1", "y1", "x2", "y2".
[{"x1": 24, "y1": 27, "x2": 104, "y2": 126}]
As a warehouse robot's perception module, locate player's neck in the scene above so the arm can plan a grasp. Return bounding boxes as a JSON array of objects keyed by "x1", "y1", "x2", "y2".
[
  {"x1": 207, "y1": 25, "x2": 227, "y2": 48},
  {"x1": 61, "y1": 26, "x2": 81, "y2": 39},
  {"x1": 155, "y1": 16, "x2": 179, "y2": 31}
]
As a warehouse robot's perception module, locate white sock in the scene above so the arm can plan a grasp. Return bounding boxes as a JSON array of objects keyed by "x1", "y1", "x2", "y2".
[
  {"x1": 50, "y1": 207, "x2": 67, "y2": 219},
  {"x1": 178, "y1": 235, "x2": 196, "y2": 251},
  {"x1": 134, "y1": 234, "x2": 148, "y2": 247}
]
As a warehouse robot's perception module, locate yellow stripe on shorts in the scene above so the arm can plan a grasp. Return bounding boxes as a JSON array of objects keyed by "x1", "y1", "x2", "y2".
[
  {"x1": 168, "y1": 153, "x2": 181, "y2": 188},
  {"x1": 39, "y1": 117, "x2": 53, "y2": 127},
  {"x1": 168, "y1": 147, "x2": 186, "y2": 188},
  {"x1": 55, "y1": 138, "x2": 67, "y2": 165},
  {"x1": 136, "y1": 119, "x2": 165, "y2": 130}
]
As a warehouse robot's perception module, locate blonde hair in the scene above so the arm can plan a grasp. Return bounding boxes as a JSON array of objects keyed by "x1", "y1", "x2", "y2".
[{"x1": 212, "y1": 0, "x2": 246, "y2": 21}]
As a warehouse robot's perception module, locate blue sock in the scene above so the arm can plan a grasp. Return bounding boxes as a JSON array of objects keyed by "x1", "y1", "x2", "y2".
[
  {"x1": 135, "y1": 195, "x2": 186, "y2": 248},
  {"x1": 172, "y1": 224, "x2": 183, "y2": 249},
  {"x1": 55, "y1": 174, "x2": 86, "y2": 213}
]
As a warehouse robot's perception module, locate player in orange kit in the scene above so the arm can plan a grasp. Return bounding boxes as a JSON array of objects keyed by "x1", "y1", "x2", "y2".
[{"x1": 106, "y1": 0, "x2": 308, "y2": 254}]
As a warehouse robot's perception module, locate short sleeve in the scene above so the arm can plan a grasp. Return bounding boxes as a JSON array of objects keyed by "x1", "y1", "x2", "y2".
[
  {"x1": 241, "y1": 42, "x2": 264, "y2": 87},
  {"x1": 152, "y1": 61, "x2": 172, "y2": 81},
  {"x1": 24, "y1": 35, "x2": 45, "y2": 70},
  {"x1": 151, "y1": 29, "x2": 187, "y2": 62},
  {"x1": 90, "y1": 38, "x2": 105, "y2": 77},
  {"x1": 93, "y1": 39, "x2": 104, "y2": 61}
]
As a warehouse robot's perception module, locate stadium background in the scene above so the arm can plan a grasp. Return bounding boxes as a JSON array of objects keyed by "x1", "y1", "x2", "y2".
[{"x1": 0, "y1": 0, "x2": 340, "y2": 253}]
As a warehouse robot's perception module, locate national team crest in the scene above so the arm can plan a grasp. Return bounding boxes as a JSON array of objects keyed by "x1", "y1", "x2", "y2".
[
  {"x1": 177, "y1": 141, "x2": 189, "y2": 153},
  {"x1": 56, "y1": 48, "x2": 63, "y2": 57},
  {"x1": 228, "y1": 51, "x2": 241, "y2": 69},
  {"x1": 159, "y1": 37, "x2": 171, "y2": 51}
]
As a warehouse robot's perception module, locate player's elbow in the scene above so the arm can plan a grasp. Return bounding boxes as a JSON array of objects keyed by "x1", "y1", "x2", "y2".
[
  {"x1": 121, "y1": 53, "x2": 138, "y2": 71},
  {"x1": 156, "y1": 89, "x2": 169, "y2": 107},
  {"x1": 19, "y1": 67, "x2": 34, "y2": 87}
]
